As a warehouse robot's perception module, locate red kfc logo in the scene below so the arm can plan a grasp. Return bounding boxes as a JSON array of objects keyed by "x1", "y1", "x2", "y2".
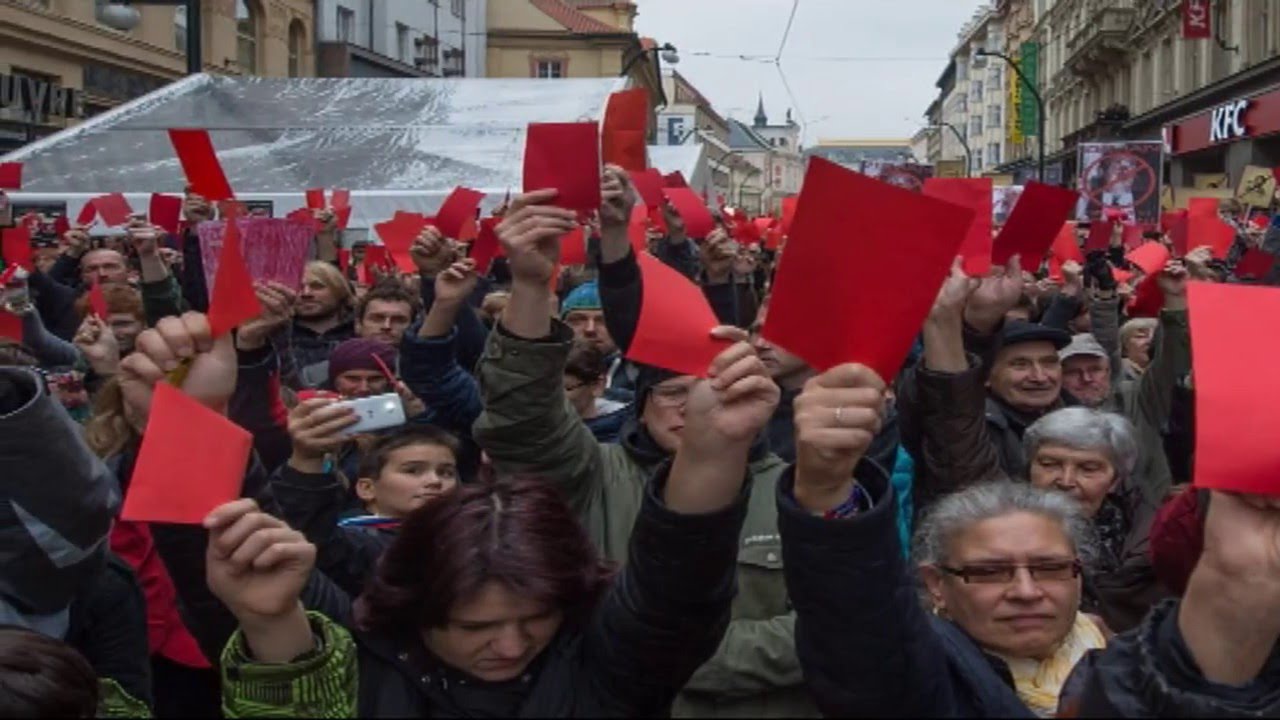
[{"x1": 1183, "y1": 0, "x2": 1211, "y2": 39}]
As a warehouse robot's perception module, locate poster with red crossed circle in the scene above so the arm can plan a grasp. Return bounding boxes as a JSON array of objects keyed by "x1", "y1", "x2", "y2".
[
  {"x1": 1075, "y1": 141, "x2": 1163, "y2": 225},
  {"x1": 860, "y1": 161, "x2": 934, "y2": 193}
]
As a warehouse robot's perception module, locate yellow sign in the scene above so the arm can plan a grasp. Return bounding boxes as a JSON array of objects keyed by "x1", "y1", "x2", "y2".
[
  {"x1": 984, "y1": 173, "x2": 1015, "y2": 187},
  {"x1": 1160, "y1": 184, "x2": 1175, "y2": 211},
  {"x1": 1235, "y1": 165, "x2": 1277, "y2": 208},
  {"x1": 1170, "y1": 187, "x2": 1233, "y2": 210},
  {"x1": 1007, "y1": 50, "x2": 1023, "y2": 147},
  {"x1": 1193, "y1": 173, "x2": 1230, "y2": 190},
  {"x1": 935, "y1": 160, "x2": 966, "y2": 178}
]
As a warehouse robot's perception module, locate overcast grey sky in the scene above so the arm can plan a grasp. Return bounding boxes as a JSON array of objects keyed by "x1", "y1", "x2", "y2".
[{"x1": 634, "y1": 0, "x2": 988, "y2": 144}]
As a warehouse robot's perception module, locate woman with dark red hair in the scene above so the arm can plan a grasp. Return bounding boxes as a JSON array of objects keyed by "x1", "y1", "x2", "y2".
[{"x1": 202, "y1": 327, "x2": 780, "y2": 717}]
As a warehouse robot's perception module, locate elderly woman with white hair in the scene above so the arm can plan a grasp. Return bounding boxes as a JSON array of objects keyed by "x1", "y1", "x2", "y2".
[
  {"x1": 1118, "y1": 317, "x2": 1157, "y2": 383},
  {"x1": 776, "y1": 363, "x2": 1280, "y2": 717}
]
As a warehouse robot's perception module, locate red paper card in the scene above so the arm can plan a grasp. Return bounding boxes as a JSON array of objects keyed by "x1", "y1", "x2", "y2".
[
  {"x1": 88, "y1": 281, "x2": 109, "y2": 319},
  {"x1": 627, "y1": 204, "x2": 648, "y2": 253},
  {"x1": 53, "y1": 215, "x2": 70, "y2": 237},
  {"x1": 334, "y1": 205, "x2": 353, "y2": 230},
  {"x1": 631, "y1": 169, "x2": 665, "y2": 209},
  {"x1": 992, "y1": 182, "x2": 1079, "y2": 266},
  {"x1": 1188, "y1": 281, "x2": 1280, "y2": 495},
  {"x1": 92, "y1": 193, "x2": 133, "y2": 227},
  {"x1": 375, "y1": 214, "x2": 432, "y2": 272},
  {"x1": 1189, "y1": 215, "x2": 1235, "y2": 259},
  {"x1": 331, "y1": 188, "x2": 350, "y2": 209},
  {"x1": 1084, "y1": 220, "x2": 1113, "y2": 253},
  {"x1": 206, "y1": 219, "x2": 262, "y2": 338},
  {"x1": 305, "y1": 188, "x2": 326, "y2": 209},
  {"x1": 149, "y1": 194, "x2": 183, "y2": 235},
  {"x1": 285, "y1": 207, "x2": 316, "y2": 226},
  {"x1": 1162, "y1": 210, "x2": 1190, "y2": 256},
  {"x1": 662, "y1": 188, "x2": 715, "y2": 239},
  {"x1": 1126, "y1": 242, "x2": 1170, "y2": 277},
  {"x1": 626, "y1": 251, "x2": 730, "y2": 377},
  {"x1": 559, "y1": 226, "x2": 587, "y2": 266},
  {"x1": 337, "y1": 248, "x2": 351, "y2": 273},
  {"x1": 435, "y1": 186, "x2": 485, "y2": 240},
  {"x1": 0, "y1": 162, "x2": 21, "y2": 190},
  {"x1": 1187, "y1": 198, "x2": 1219, "y2": 218},
  {"x1": 762, "y1": 157, "x2": 974, "y2": 378},
  {"x1": 1235, "y1": 248, "x2": 1276, "y2": 279},
  {"x1": 1, "y1": 225, "x2": 33, "y2": 271},
  {"x1": 362, "y1": 245, "x2": 388, "y2": 272},
  {"x1": 470, "y1": 218, "x2": 502, "y2": 274},
  {"x1": 663, "y1": 171, "x2": 688, "y2": 188},
  {"x1": 1111, "y1": 267, "x2": 1135, "y2": 286},
  {"x1": 198, "y1": 219, "x2": 313, "y2": 293},
  {"x1": 780, "y1": 196, "x2": 798, "y2": 237},
  {"x1": 1103, "y1": 207, "x2": 1128, "y2": 222},
  {"x1": 602, "y1": 88, "x2": 648, "y2": 173},
  {"x1": 523, "y1": 122, "x2": 601, "y2": 214},
  {"x1": 120, "y1": 383, "x2": 251, "y2": 523},
  {"x1": 168, "y1": 129, "x2": 234, "y2": 202},
  {"x1": 923, "y1": 178, "x2": 992, "y2": 276},
  {"x1": 75, "y1": 201, "x2": 97, "y2": 226},
  {"x1": 1121, "y1": 224, "x2": 1146, "y2": 250},
  {"x1": 0, "y1": 309, "x2": 20, "y2": 342}
]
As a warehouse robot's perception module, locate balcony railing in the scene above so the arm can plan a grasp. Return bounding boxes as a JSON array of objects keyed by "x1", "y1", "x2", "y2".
[{"x1": 1064, "y1": 0, "x2": 1137, "y2": 77}]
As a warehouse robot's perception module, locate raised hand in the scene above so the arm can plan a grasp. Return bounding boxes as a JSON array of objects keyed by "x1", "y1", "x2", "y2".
[
  {"x1": 73, "y1": 313, "x2": 120, "y2": 375},
  {"x1": 496, "y1": 189, "x2": 578, "y2": 287},
  {"x1": 700, "y1": 228, "x2": 737, "y2": 283},
  {"x1": 963, "y1": 254, "x2": 1024, "y2": 334},
  {"x1": 930, "y1": 256, "x2": 980, "y2": 322},
  {"x1": 1184, "y1": 245, "x2": 1215, "y2": 281},
  {"x1": 236, "y1": 282, "x2": 296, "y2": 351},
  {"x1": 599, "y1": 164, "x2": 636, "y2": 232},
  {"x1": 793, "y1": 363, "x2": 888, "y2": 513},
  {"x1": 661, "y1": 199, "x2": 687, "y2": 242},
  {"x1": 118, "y1": 311, "x2": 237, "y2": 424},
  {"x1": 410, "y1": 225, "x2": 457, "y2": 275},
  {"x1": 63, "y1": 225, "x2": 91, "y2": 259},
  {"x1": 126, "y1": 219, "x2": 162, "y2": 257},
  {"x1": 434, "y1": 258, "x2": 478, "y2": 306},
  {"x1": 1157, "y1": 260, "x2": 1189, "y2": 311},
  {"x1": 287, "y1": 397, "x2": 358, "y2": 466},
  {"x1": 1060, "y1": 259, "x2": 1084, "y2": 298},
  {"x1": 683, "y1": 327, "x2": 780, "y2": 450}
]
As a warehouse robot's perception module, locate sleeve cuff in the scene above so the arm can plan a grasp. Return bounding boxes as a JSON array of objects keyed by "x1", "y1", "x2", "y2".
[{"x1": 598, "y1": 248, "x2": 639, "y2": 288}]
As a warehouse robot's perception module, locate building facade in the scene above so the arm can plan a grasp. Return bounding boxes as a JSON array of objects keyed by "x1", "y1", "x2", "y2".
[
  {"x1": 653, "y1": 70, "x2": 754, "y2": 204},
  {"x1": 0, "y1": 0, "x2": 314, "y2": 154},
  {"x1": 749, "y1": 96, "x2": 804, "y2": 206},
  {"x1": 315, "y1": 0, "x2": 485, "y2": 78}
]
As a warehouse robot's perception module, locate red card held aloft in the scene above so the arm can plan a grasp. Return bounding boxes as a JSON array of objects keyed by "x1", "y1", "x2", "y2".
[
  {"x1": 1189, "y1": 215, "x2": 1235, "y2": 259},
  {"x1": 93, "y1": 193, "x2": 134, "y2": 227},
  {"x1": 1, "y1": 225, "x2": 33, "y2": 271},
  {"x1": 559, "y1": 225, "x2": 587, "y2": 266},
  {"x1": 435, "y1": 186, "x2": 485, "y2": 240},
  {"x1": 169, "y1": 129, "x2": 234, "y2": 201},
  {"x1": 663, "y1": 171, "x2": 688, "y2": 189},
  {"x1": 631, "y1": 169, "x2": 664, "y2": 210},
  {"x1": 375, "y1": 213, "x2": 432, "y2": 273},
  {"x1": 331, "y1": 188, "x2": 350, "y2": 209},
  {"x1": 992, "y1": 182, "x2": 1080, "y2": 266},
  {"x1": 149, "y1": 193, "x2": 183, "y2": 235},
  {"x1": 763, "y1": 157, "x2": 974, "y2": 378},
  {"x1": 206, "y1": 219, "x2": 262, "y2": 338},
  {"x1": 602, "y1": 88, "x2": 649, "y2": 172},
  {"x1": 305, "y1": 188, "x2": 326, "y2": 210},
  {"x1": 1235, "y1": 248, "x2": 1276, "y2": 279},
  {"x1": 1121, "y1": 223, "x2": 1147, "y2": 250},
  {"x1": 1187, "y1": 198, "x2": 1219, "y2": 218},
  {"x1": 469, "y1": 218, "x2": 502, "y2": 274},
  {"x1": 120, "y1": 383, "x2": 251, "y2": 523},
  {"x1": 1084, "y1": 220, "x2": 1113, "y2": 253},
  {"x1": 1162, "y1": 210, "x2": 1190, "y2": 256},
  {"x1": 924, "y1": 178, "x2": 991, "y2": 276},
  {"x1": 780, "y1": 196, "x2": 798, "y2": 237},
  {"x1": 523, "y1": 122, "x2": 601, "y2": 214},
  {"x1": 1125, "y1": 242, "x2": 1170, "y2": 277},
  {"x1": 0, "y1": 162, "x2": 21, "y2": 190},
  {"x1": 88, "y1": 281, "x2": 109, "y2": 319},
  {"x1": 662, "y1": 188, "x2": 715, "y2": 239},
  {"x1": 625, "y1": 251, "x2": 730, "y2": 377},
  {"x1": 1188, "y1": 281, "x2": 1280, "y2": 495},
  {"x1": 627, "y1": 203, "x2": 648, "y2": 253}
]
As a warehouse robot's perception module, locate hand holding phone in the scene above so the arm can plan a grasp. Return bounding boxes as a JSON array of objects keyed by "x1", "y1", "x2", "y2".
[{"x1": 332, "y1": 392, "x2": 405, "y2": 436}]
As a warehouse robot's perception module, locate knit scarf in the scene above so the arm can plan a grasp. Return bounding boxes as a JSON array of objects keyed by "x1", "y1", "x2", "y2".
[{"x1": 998, "y1": 613, "x2": 1107, "y2": 717}]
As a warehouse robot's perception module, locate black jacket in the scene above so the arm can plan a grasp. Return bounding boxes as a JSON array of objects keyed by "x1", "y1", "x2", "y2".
[{"x1": 65, "y1": 553, "x2": 154, "y2": 708}]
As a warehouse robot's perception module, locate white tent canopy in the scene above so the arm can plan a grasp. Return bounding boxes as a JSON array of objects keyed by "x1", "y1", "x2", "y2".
[
  {"x1": 2, "y1": 74, "x2": 627, "y2": 231},
  {"x1": 647, "y1": 143, "x2": 708, "y2": 195}
]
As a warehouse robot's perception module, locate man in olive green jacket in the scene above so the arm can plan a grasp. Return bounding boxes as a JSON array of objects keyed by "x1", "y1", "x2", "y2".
[{"x1": 472, "y1": 173, "x2": 816, "y2": 718}]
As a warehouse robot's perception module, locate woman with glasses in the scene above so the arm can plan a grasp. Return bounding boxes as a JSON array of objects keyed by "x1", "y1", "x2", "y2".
[{"x1": 779, "y1": 362, "x2": 1280, "y2": 718}]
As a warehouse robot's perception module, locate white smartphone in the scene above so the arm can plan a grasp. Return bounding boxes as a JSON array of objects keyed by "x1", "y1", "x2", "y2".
[{"x1": 334, "y1": 393, "x2": 406, "y2": 436}]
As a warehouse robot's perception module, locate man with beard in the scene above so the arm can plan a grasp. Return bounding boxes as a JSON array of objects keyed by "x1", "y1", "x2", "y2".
[{"x1": 275, "y1": 262, "x2": 356, "y2": 390}]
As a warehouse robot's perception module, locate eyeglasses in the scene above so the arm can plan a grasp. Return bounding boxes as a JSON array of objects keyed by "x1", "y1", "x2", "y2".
[
  {"x1": 649, "y1": 384, "x2": 691, "y2": 408},
  {"x1": 939, "y1": 559, "x2": 1082, "y2": 585}
]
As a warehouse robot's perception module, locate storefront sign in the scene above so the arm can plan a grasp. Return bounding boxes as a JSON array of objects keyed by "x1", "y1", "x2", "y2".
[
  {"x1": 1209, "y1": 99, "x2": 1250, "y2": 143},
  {"x1": 1182, "y1": 0, "x2": 1211, "y2": 39},
  {"x1": 1169, "y1": 86, "x2": 1280, "y2": 155},
  {"x1": 0, "y1": 74, "x2": 84, "y2": 121}
]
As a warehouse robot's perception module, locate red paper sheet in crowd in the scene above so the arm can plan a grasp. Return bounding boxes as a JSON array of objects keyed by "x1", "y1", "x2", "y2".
[
  {"x1": 1187, "y1": 198, "x2": 1219, "y2": 218},
  {"x1": 1162, "y1": 210, "x2": 1190, "y2": 256},
  {"x1": 523, "y1": 122, "x2": 601, "y2": 214},
  {"x1": 0, "y1": 162, "x2": 21, "y2": 190},
  {"x1": 779, "y1": 196, "x2": 798, "y2": 237},
  {"x1": 1189, "y1": 215, "x2": 1235, "y2": 258},
  {"x1": 205, "y1": 219, "x2": 262, "y2": 338},
  {"x1": 627, "y1": 203, "x2": 648, "y2": 252},
  {"x1": 1084, "y1": 220, "x2": 1113, "y2": 253},
  {"x1": 1111, "y1": 267, "x2": 1135, "y2": 286},
  {"x1": 625, "y1": 251, "x2": 730, "y2": 377},
  {"x1": 197, "y1": 218, "x2": 313, "y2": 294},
  {"x1": 75, "y1": 201, "x2": 97, "y2": 226},
  {"x1": 1128, "y1": 272, "x2": 1165, "y2": 318},
  {"x1": 121, "y1": 383, "x2": 251, "y2": 523},
  {"x1": 559, "y1": 226, "x2": 587, "y2": 265},
  {"x1": 1188, "y1": 281, "x2": 1280, "y2": 495},
  {"x1": 0, "y1": 310, "x2": 20, "y2": 342},
  {"x1": 1, "y1": 225, "x2": 33, "y2": 271},
  {"x1": 435, "y1": 186, "x2": 485, "y2": 240},
  {"x1": 469, "y1": 218, "x2": 502, "y2": 274},
  {"x1": 88, "y1": 281, "x2": 109, "y2": 319},
  {"x1": 763, "y1": 157, "x2": 974, "y2": 379},
  {"x1": 923, "y1": 178, "x2": 991, "y2": 275},
  {"x1": 631, "y1": 169, "x2": 664, "y2": 209},
  {"x1": 331, "y1": 188, "x2": 350, "y2": 209},
  {"x1": 663, "y1": 171, "x2": 688, "y2": 188},
  {"x1": 149, "y1": 194, "x2": 183, "y2": 235},
  {"x1": 337, "y1": 248, "x2": 351, "y2": 274},
  {"x1": 662, "y1": 188, "x2": 715, "y2": 239},
  {"x1": 602, "y1": 88, "x2": 648, "y2": 172},
  {"x1": 53, "y1": 215, "x2": 70, "y2": 237},
  {"x1": 285, "y1": 207, "x2": 316, "y2": 227},
  {"x1": 991, "y1": 182, "x2": 1079, "y2": 267},
  {"x1": 374, "y1": 213, "x2": 433, "y2": 273},
  {"x1": 1103, "y1": 207, "x2": 1128, "y2": 222},
  {"x1": 1121, "y1": 224, "x2": 1147, "y2": 250},
  {"x1": 92, "y1": 193, "x2": 133, "y2": 227},
  {"x1": 305, "y1": 188, "x2": 326, "y2": 209},
  {"x1": 362, "y1": 245, "x2": 389, "y2": 273},
  {"x1": 168, "y1": 129, "x2": 235, "y2": 201},
  {"x1": 1126, "y1": 242, "x2": 1170, "y2": 277},
  {"x1": 1235, "y1": 248, "x2": 1276, "y2": 279}
]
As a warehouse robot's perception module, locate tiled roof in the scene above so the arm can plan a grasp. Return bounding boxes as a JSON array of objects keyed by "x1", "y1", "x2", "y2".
[{"x1": 530, "y1": 0, "x2": 623, "y2": 34}]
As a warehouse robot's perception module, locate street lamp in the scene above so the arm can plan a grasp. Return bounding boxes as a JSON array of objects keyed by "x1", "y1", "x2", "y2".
[
  {"x1": 976, "y1": 47, "x2": 1045, "y2": 182},
  {"x1": 926, "y1": 123, "x2": 973, "y2": 177},
  {"x1": 100, "y1": 1, "x2": 203, "y2": 76},
  {"x1": 619, "y1": 42, "x2": 679, "y2": 77}
]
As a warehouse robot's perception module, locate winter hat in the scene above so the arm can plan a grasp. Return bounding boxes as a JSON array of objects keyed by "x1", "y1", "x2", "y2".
[
  {"x1": 561, "y1": 280, "x2": 602, "y2": 318},
  {"x1": 328, "y1": 338, "x2": 397, "y2": 384}
]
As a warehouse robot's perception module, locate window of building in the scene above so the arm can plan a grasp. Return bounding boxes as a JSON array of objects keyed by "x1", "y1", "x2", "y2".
[
  {"x1": 987, "y1": 142, "x2": 1000, "y2": 166},
  {"x1": 396, "y1": 23, "x2": 410, "y2": 62},
  {"x1": 174, "y1": 4, "x2": 187, "y2": 53},
  {"x1": 451, "y1": 0, "x2": 465, "y2": 18},
  {"x1": 236, "y1": 0, "x2": 258, "y2": 74},
  {"x1": 970, "y1": 115, "x2": 983, "y2": 136},
  {"x1": 1210, "y1": 0, "x2": 1231, "y2": 80},
  {"x1": 1159, "y1": 37, "x2": 1174, "y2": 98},
  {"x1": 288, "y1": 20, "x2": 305, "y2": 77},
  {"x1": 534, "y1": 60, "x2": 564, "y2": 78},
  {"x1": 442, "y1": 47, "x2": 465, "y2": 77},
  {"x1": 988, "y1": 104, "x2": 1001, "y2": 127},
  {"x1": 1248, "y1": 0, "x2": 1270, "y2": 63},
  {"x1": 973, "y1": 149, "x2": 984, "y2": 173},
  {"x1": 337, "y1": 5, "x2": 355, "y2": 43}
]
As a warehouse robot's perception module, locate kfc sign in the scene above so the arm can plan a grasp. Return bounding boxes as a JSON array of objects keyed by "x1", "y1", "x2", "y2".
[
  {"x1": 1209, "y1": 99, "x2": 1250, "y2": 143},
  {"x1": 1182, "y1": 0, "x2": 1211, "y2": 40}
]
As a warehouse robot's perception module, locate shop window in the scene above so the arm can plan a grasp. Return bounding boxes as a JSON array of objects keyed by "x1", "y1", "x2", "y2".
[{"x1": 236, "y1": 0, "x2": 259, "y2": 74}]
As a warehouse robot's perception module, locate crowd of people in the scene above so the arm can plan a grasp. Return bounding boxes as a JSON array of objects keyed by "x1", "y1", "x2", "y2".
[{"x1": 0, "y1": 161, "x2": 1278, "y2": 718}]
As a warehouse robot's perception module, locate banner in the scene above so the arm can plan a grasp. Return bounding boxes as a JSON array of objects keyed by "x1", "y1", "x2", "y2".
[
  {"x1": 1007, "y1": 46, "x2": 1024, "y2": 147},
  {"x1": 1075, "y1": 141, "x2": 1164, "y2": 225},
  {"x1": 1183, "y1": 0, "x2": 1211, "y2": 39},
  {"x1": 1018, "y1": 42, "x2": 1040, "y2": 137},
  {"x1": 859, "y1": 161, "x2": 934, "y2": 192}
]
